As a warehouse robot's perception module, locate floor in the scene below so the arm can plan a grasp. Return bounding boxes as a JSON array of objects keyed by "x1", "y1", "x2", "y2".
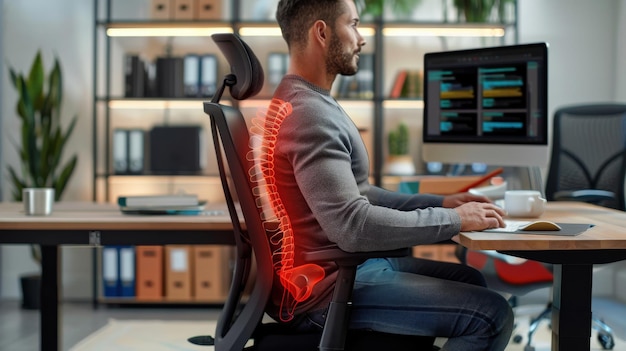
[
  {"x1": 1, "y1": 297, "x2": 625, "y2": 351},
  {"x1": 0, "y1": 300, "x2": 222, "y2": 351}
]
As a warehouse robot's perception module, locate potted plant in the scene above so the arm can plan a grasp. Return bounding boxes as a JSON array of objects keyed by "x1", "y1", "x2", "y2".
[
  {"x1": 450, "y1": 0, "x2": 515, "y2": 23},
  {"x1": 385, "y1": 122, "x2": 416, "y2": 175},
  {"x1": 359, "y1": 0, "x2": 423, "y2": 19},
  {"x1": 6, "y1": 50, "x2": 78, "y2": 309}
]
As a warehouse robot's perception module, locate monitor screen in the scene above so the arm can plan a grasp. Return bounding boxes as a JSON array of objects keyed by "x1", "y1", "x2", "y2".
[{"x1": 421, "y1": 42, "x2": 549, "y2": 167}]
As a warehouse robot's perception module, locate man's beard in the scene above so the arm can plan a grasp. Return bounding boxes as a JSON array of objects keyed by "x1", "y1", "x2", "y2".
[{"x1": 326, "y1": 34, "x2": 358, "y2": 76}]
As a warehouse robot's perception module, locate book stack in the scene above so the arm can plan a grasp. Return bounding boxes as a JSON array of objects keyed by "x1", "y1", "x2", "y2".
[
  {"x1": 117, "y1": 194, "x2": 205, "y2": 215},
  {"x1": 390, "y1": 69, "x2": 423, "y2": 99}
]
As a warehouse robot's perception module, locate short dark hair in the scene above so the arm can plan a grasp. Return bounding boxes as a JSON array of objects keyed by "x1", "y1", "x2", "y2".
[{"x1": 276, "y1": 0, "x2": 348, "y2": 49}]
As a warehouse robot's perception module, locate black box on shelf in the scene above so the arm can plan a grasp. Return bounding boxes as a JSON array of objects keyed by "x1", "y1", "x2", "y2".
[
  {"x1": 149, "y1": 126, "x2": 204, "y2": 174},
  {"x1": 155, "y1": 57, "x2": 185, "y2": 98}
]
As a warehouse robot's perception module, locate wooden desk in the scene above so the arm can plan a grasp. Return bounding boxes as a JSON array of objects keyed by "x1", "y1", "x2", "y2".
[
  {"x1": 0, "y1": 202, "x2": 236, "y2": 351},
  {"x1": 454, "y1": 202, "x2": 626, "y2": 351}
]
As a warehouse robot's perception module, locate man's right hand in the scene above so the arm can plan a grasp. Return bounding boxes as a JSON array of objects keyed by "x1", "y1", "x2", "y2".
[{"x1": 454, "y1": 202, "x2": 506, "y2": 232}]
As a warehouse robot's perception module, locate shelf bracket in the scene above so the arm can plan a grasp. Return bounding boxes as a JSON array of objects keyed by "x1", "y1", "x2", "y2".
[{"x1": 89, "y1": 231, "x2": 101, "y2": 246}]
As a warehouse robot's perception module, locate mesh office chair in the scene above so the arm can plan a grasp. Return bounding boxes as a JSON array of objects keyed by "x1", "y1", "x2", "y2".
[
  {"x1": 460, "y1": 103, "x2": 626, "y2": 351},
  {"x1": 545, "y1": 103, "x2": 626, "y2": 211},
  {"x1": 191, "y1": 33, "x2": 437, "y2": 351}
]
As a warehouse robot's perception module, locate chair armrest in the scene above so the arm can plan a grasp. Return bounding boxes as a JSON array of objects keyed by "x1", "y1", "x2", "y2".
[
  {"x1": 553, "y1": 189, "x2": 615, "y2": 203},
  {"x1": 302, "y1": 246, "x2": 410, "y2": 266}
]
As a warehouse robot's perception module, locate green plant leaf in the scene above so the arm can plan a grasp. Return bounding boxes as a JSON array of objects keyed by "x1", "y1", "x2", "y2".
[
  {"x1": 53, "y1": 155, "x2": 78, "y2": 201},
  {"x1": 8, "y1": 166, "x2": 27, "y2": 201},
  {"x1": 28, "y1": 51, "x2": 46, "y2": 112},
  {"x1": 7, "y1": 51, "x2": 78, "y2": 203}
]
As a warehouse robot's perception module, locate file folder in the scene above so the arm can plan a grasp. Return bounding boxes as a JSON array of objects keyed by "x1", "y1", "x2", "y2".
[
  {"x1": 193, "y1": 246, "x2": 231, "y2": 301},
  {"x1": 113, "y1": 129, "x2": 128, "y2": 174},
  {"x1": 136, "y1": 246, "x2": 164, "y2": 300},
  {"x1": 124, "y1": 54, "x2": 146, "y2": 98},
  {"x1": 165, "y1": 245, "x2": 192, "y2": 300},
  {"x1": 199, "y1": 54, "x2": 217, "y2": 98},
  {"x1": 128, "y1": 129, "x2": 145, "y2": 174},
  {"x1": 184, "y1": 54, "x2": 201, "y2": 97},
  {"x1": 119, "y1": 246, "x2": 136, "y2": 297},
  {"x1": 102, "y1": 246, "x2": 119, "y2": 297}
]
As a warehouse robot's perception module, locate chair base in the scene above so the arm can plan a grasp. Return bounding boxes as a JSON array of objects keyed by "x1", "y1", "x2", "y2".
[{"x1": 248, "y1": 323, "x2": 439, "y2": 351}]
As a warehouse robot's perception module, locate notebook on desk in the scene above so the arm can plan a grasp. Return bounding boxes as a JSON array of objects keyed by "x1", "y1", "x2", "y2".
[{"x1": 483, "y1": 220, "x2": 594, "y2": 236}]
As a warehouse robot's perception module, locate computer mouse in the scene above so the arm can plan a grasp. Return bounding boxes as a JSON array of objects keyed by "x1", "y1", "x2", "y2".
[{"x1": 519, "y1": 220, "x2": 562, "y2": 231}]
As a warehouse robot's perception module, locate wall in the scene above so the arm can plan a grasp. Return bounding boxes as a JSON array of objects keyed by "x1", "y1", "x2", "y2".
[
  {"x1": 1, "y1": 0, "x2": 626, "y2": 300},
  {"x1": 617, "y1": 0, "x2": 626, "y2": 100},
  {"x1": 0, "y1": 0, "x2": 4, "y2": 294},
  {"x1": 0, "y1": 0, "x2": 94, "y2": 299},
  {"x1": 518, "y1": 0, "x2": 620, "y2": 113}
]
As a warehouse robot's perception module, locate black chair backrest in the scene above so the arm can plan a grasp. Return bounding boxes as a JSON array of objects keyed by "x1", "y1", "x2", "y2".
[
  {"x1": 546, "y1": 103, "x2": 626, "y2": 210},
  {"x1": 203, "y1": 33, "x2": 273, "y2": 351}
]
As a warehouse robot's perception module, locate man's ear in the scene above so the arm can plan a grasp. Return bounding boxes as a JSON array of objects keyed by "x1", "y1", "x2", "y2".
[{"x1": 311, "y1": 20, "x2": 329, "y2": 48}]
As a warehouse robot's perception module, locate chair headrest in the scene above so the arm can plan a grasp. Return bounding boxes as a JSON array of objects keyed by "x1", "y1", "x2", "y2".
[{"x1": 211, "y1": 33, "x2": 265, "y2": 101}]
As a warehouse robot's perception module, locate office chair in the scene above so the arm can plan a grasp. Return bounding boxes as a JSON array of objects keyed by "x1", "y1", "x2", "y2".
[
  {"x1": 545, "y1": 103, "x2": 626, "y2": 211},
  {"x1": 459, "y1": 103, "x2": 626, "y2": 351},
  {"x1": 191, "y1": 33, "x2": 437, "y2": 351}
]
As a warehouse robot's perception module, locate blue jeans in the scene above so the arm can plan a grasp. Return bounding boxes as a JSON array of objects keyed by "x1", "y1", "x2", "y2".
[{"x1": 298, "y1": 256, "x2": 514, "y2": 351}]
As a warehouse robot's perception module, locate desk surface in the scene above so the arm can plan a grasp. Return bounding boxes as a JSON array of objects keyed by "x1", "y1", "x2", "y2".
[
  {"x1": 0, "y1": 201, "x2": 234, "y2": 231},
  {"x1": 454, "y1": 201, "x2": 626, "y2": 251}
]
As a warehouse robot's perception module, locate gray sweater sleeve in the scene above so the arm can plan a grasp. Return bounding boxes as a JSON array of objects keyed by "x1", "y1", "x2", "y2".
[{"x1": 278, "y1": 89, "x2": 462, "y2": 253}]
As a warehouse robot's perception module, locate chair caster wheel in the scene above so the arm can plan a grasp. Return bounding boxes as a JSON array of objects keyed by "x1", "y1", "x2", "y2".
[
  {"x1": 598, "y1": 332, "x2": 615, "y2": 350},
  {"x1": 523, "y1": 345, "x2": 536, "y2": 351},
  {"x1": 512, "y1": 334, "x2": 523, "y2": 344}
]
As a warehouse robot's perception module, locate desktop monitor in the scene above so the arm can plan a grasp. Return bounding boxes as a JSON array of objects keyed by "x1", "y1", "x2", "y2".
[{"x1": 422, "y1": 42, "x2": 549, "y2": 167}]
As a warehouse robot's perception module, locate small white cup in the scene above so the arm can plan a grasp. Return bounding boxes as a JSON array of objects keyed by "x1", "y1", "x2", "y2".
[
  {"x1": 504, "y1": 190, "x2": 546, "y2": 218},
  {"x1": 23, "y1": 188, "x2": 55, "y2": 216}
]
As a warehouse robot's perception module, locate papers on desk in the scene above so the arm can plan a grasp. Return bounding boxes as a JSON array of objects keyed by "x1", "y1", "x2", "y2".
[{"x1": 117, "y1": 194, "x2": 206, "y2": 215}]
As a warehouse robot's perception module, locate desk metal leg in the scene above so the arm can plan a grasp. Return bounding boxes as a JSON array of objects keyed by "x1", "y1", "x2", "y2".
[
  {"x1": 551, "y1": 263, "x2": 593, "y2": 351},
  {"x1": 40, "y1": 245, "x2": 60, "y2": 351}
]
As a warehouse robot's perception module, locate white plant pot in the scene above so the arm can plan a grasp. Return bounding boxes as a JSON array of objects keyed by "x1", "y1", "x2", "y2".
[{"x1": 384, "y1": 155, "x2": 416, "y2": 175}]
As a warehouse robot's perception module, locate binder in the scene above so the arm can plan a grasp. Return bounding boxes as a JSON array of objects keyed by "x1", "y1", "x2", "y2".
[
  {"x1": 124, "y1": 54, "x2": 146, "y2": 98},
  {"x1": 119, "y1": 246, "x2": 136, "y2": 297},
  {"x1": 192, "y1": 246, "x2": 231, "y2": 301},
  {"x1": 173, "y1": 0, "x2": 195, "y2": 20},
  {"x1": 183, "y1": 54, "x2": 201, "y2": 97},
  {"x1": 128, "y1": 129, "x2": 145, "y2": 174},
  {"x1": 113, "y1": 129, "x2": 128, "y2": 174},
  {"x1": 136, "y1": 246, "x2": 164, "y2": 300},
  {"x1": 151, "y1": 0, "x2": 172, "y2": 20},
  {"x1": 165, "y1": 245, "x2": 192, "y2": 300},
  {"x1": 102, "y1": 246, "x2": 119, "y2": 297},
  {"x1": 199, "y1": 54, "x2": 218, "y2": 97},
  {"x1": 195, "y1": 0, "x2": 222, "y2": 20}
]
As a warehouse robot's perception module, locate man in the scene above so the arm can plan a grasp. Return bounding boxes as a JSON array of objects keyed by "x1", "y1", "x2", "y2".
[{"x1": 267, "y1": 0, "x2": 514, "y2": 350}]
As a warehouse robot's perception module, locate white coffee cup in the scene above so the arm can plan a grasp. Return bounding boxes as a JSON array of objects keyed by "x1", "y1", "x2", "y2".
[
  {"x1": 504, "y1": 190, "x2": 546, "y2": 218},
  {"x1": 23, "y1": 188, "x2": 55, "y2": 216}
]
